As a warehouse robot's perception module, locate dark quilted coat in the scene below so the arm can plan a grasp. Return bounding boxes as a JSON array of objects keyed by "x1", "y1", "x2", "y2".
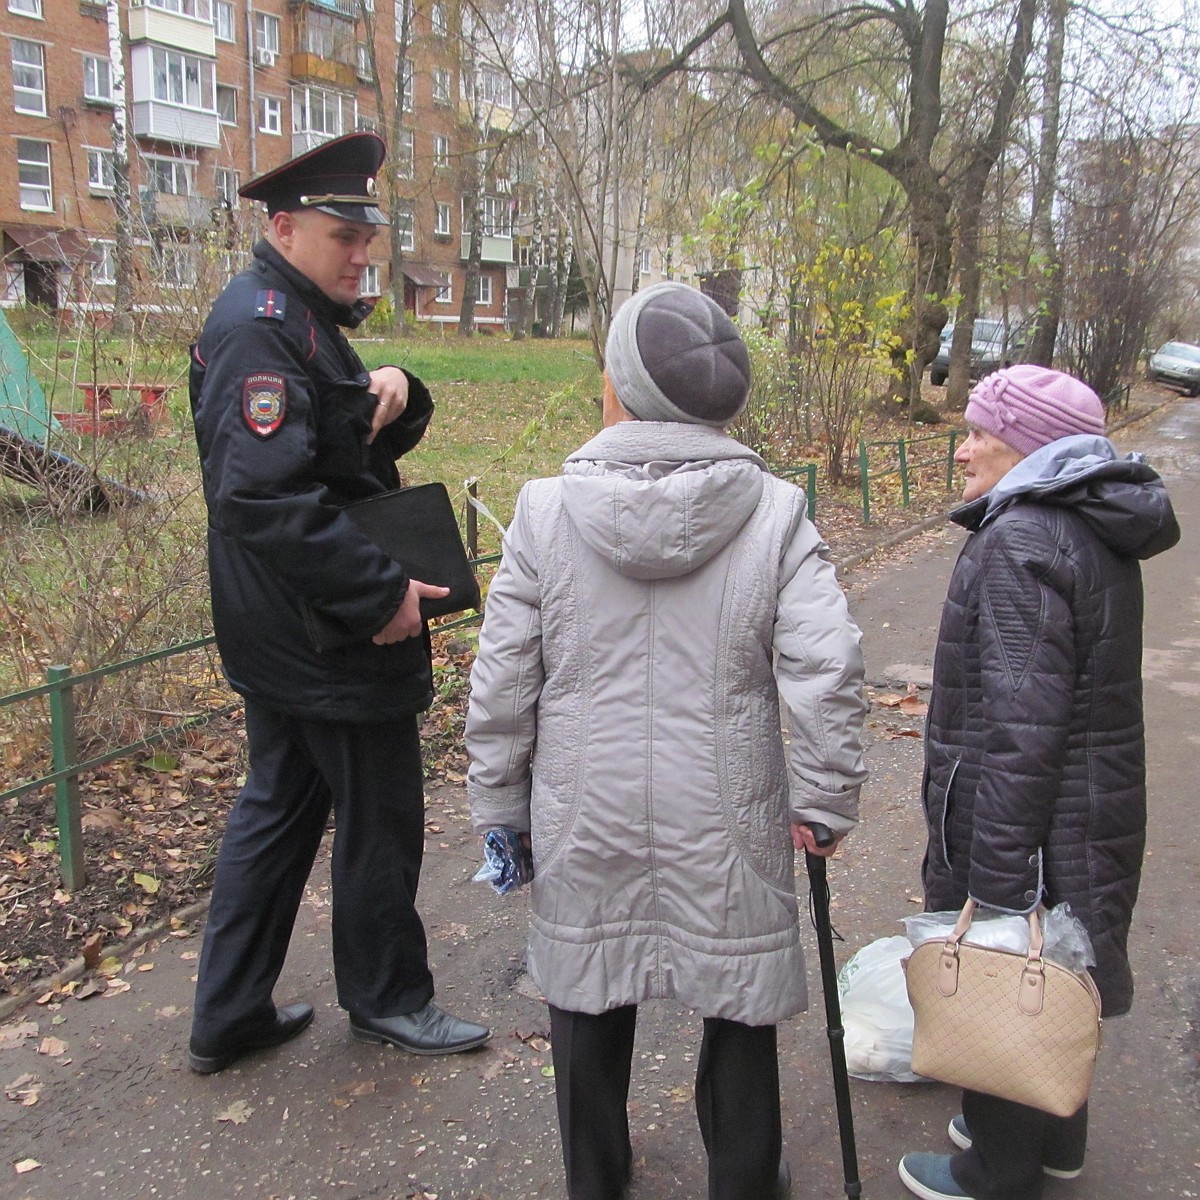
[{"x1": 922, "y1": 436, "x2": 1179, "y2": 1017}]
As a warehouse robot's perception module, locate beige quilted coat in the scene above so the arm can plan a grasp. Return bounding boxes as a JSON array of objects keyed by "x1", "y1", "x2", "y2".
[{"x1": 465, "y1": 422, "x2": 866, "y2": 1024}]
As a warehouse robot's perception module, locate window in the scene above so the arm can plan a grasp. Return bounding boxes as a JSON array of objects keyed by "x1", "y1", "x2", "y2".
[
  {"x1": 154, "y1": 242, "x2": 197, "y2": 289},
  {"x1": 259, "y1": 96, "x2": 282, "y2": 134},
  {"x1": 433, "y1": 134, "x2": 449, "y2": 169},
  {"x1": 434, "y1": 280, "x2": 452, "y2": 304},
  {"x1": 292, "y1": 85, "x2": 353, "y2": 138},
  {"x1": 480, "y1": 194, "x2": 511, "y2": 237},
  {"x1": 147, "y1": 0, "x2": 211, "y2": 18},
  {"x1": 395, "y1": 199, "x2": 414, "y2": 251},
  {"x1": 9, "y1": 0, "x2": 42, "y2": 16},
  {"x1": 300, "y1": 9, "x2": 354, "y2": 63},
  {"x1": 395, "y1": 129, "x2": 413, "y2": 178},
  {"x1": 91, "y1": 241, "x2": 116, "y2": 286},
  {"x1": 17, "y1": 139, "x2": 51, "y2": 210},
  {"x1": 145, "y1": 155, "x2": 195, "y2": 195},
  {"x1": 356, "y1": 115, "x2": 378, "y2": 133},
  {"x1": 398, "y1": 57, "x2": 413, "y2": 111},
  {"x1": 431, "y1": 67, "x2": 451, "y2": 106},
  {"x1": 151, "y1": 47, "x2": 216, "y2": 111},
  {"x1": 361, "y1": 264, "x2": 380, "y2": 295},
  {"x1": 478, "y1": 66, "x2": 512, "y2": 110},
  {"x1": 356, "y1": 43, "x2": 373, "y2": 81},
  {"x1": 477, "y1": 273, "x2": 492, "y2": 305},
  {"x1": 215, "y1": 166, "x2": 238, "y2": 204},
  {"x1": 639, "y1": 248, "x2": 652, "y2": 275},
  {"x1": 431, "y1": 1, "x2": 447, "y2": 36},
  {"x1": 217, "y1": 84, "x2": 237, "y2": 124},
  {"x1": 87, "y1": 147, "x2": 115, "y2": 191},
  {"x1": 83, "y1": 55, "x2": 113, "y2": 104},
  {"x1": 254, "y1": 12, "x2": 280, "y2": 54},
  {"x1": 434, "y1": 201, "x2": 451, "y2": 236},
  {"x1": 12, "y1": 40, "x2": 46, "y2": 116},
  {"x1": 213, "y1": 0, "x2": 235, "y2": 42}
]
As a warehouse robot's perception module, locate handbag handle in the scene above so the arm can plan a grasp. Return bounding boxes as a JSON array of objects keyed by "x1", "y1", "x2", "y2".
[
  {"x1": 947, "y1": 899, "x2": 1045, "y2": 958},
  {"x1": 941, "y1": 899, "x2": 1048, "y2": 1014}
]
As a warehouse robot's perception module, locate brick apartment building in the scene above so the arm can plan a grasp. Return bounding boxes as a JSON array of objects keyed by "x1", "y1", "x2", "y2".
[{"x1": 0, "y1": 0, "x2": 514, "y2": 327}]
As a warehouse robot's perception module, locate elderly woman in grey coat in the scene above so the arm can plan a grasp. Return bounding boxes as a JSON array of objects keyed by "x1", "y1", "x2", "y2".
[
  {"x1": 466, "y1": 282, "x2": 867, "y2": 1200},
  {"x1": 899, "y1": 365, "x2": 1179, "y2": 1200}
]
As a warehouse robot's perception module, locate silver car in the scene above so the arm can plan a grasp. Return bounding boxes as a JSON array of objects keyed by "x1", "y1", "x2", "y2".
[{"x1": 1147, "y1": 341, "x2": 1200, "y2": 395}]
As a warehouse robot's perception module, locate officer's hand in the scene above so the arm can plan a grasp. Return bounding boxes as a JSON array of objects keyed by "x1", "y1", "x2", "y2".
[
  {"x1": 367, "y1": 367, "x2": 409, "y2": 444},
  {"x1": 371, "y1": 579, "x2": 451, "y2": 644},
  {"x1": 791, "y1": 822, "x2": 841, "y2": 858}
]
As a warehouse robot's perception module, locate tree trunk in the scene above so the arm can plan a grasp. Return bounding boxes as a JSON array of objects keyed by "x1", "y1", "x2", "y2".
[
  {"x1": 106, "y1": 0, "x2": 134, "y2": 337},
  {"x1": 945, "y1": 0, "x2": 1039, "y2": 408},
  {"x1": 1025, "y1": 0, "x2": 1068, "y2": 367},
  {"x1": 458, "y1": 187, "x2": 482, "y2": 336}
]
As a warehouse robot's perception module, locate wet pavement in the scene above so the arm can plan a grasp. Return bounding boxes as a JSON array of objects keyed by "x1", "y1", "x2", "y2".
[{"x1": 1, "y1": 402, "x2": 1197, "y2": 1199}]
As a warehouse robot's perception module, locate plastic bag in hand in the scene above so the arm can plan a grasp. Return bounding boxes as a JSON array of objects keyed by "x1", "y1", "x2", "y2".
[
  {"x1": 472, "y1": 827, "x2": 534, "y2": 895},
  {"x1": 837, "y1": 935, "x2": 929, "y2": 1083}
]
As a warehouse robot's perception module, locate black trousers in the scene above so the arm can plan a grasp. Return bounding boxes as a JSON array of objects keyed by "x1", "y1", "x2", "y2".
[
  {"x1": 548, "y1": 1004, "x2": 782, "y2": 1200},
  {"x1": 951, "y1": 1089, "x2": 1088, "y2": 1200},
  {"x1": 190, "y1": 701, "x2": 434, "y2": 1050}
]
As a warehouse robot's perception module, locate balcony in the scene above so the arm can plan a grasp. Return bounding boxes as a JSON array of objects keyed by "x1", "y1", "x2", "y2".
[
  {"x1": 128, "y1": 5, "x2": 216, "y2": 55},
  {"x1": 132, "y1": 100, "x2": 221, "y2": 147},
  {"x1": 461, "y1": 233, "x2": 514, "y2": 264},
  {"x1": 138, "y1": 190, "x2": 217, "y2": 229},
  {"x1": 291, "y1": 52, "x2": 356, "y2": 88},
  {"x1": 289, "y1": 0, "x2": 356, "y2": 16}
]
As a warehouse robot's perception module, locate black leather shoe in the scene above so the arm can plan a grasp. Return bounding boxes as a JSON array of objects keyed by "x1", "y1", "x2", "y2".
[
  {"x1": 349, "y1": 1002, "x2": 490, "y2": 1055},
  {"x1": 777, "y1": 1160, "x2": 793, "y2": 1199},
  {"x1": 188, "y1": 1002, "x2": 314, "y2": 1075}
]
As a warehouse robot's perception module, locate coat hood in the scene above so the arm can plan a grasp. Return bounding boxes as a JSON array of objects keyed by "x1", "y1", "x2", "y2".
[
  {"x1": 953, "y1": 434, "x2": 1180, "y2": 560},
  {"x1": 560, "y1": 422, "x2": 767, "y2": 579}
]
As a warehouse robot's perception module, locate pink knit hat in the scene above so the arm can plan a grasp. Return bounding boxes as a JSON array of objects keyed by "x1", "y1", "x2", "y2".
[{"x1": 965, "y1": 365, "x2": 1106, "y2": 457}]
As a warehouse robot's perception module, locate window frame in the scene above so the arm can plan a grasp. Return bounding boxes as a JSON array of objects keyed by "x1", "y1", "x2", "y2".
[
  {"x1": 150, "y1": 46, "x2": 216, "y2": 112},
  {"x1": 477, "y1": 273, "x2": 493, "y2": 306},
  {"x1": 91, "y1": 240, "x2": 116, "y2": 286},
  {"x1": 360, "y1": 264, "x2": 381, "y2": 295},
  {"x1": 214, "y1": 166, "x2": 239, "y2": 204},
  {"x1": 213, "y1": 0, "x2": 235, "y2": 42},
  {"x1": 433, "y1": 133, "x2": 450, "y2": 169},
  {"x1": 86, "y1": 146, "x2": 116, "y2": 192},
  {"x1": 12, "y1": 39, "x2": 47, "y2": 116},
  {"x1": 8, "y1": 0, "x2": 43, "y2": 17},
  {"x1": 16, "y1": 137, "x2": 52, "y2": 210},
  {"x1": 395, "y1": 199, "x2": 414, "y2": 251},
  {"x1": 434, "y1": 200, "x2": 451, "y2": 236},
  {"x1": 145, "y1": 154, "x2": 196, "y2": 196},
  {"x1": 291, "y1": 84, "x2": 353, "y2": 139},
  {"x1": 216, "y1": 83, "x2": 237, "y2": 124},
  {"x1": 258, "y1": 95, "x2": 282, "y2": 135},
  {"x1": 82, "y1": 55, "x2": 113, "y2": 104},
  {"x1": 431, "y1": 67, "x2": 451, "y2": 106},
  {"x1": 254, "y1": 12, "x2": 281, "y2": 54}
]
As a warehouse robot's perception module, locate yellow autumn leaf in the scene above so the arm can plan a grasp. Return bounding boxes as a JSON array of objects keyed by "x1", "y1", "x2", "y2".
[{"x1": 133, "y1": 872, "x2": 160, "y2": 894}]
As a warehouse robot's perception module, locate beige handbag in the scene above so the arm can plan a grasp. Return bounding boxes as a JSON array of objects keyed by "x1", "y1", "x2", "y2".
[{"x1": 905, "y1": 899, "x2": 1102, "y2": 1117}]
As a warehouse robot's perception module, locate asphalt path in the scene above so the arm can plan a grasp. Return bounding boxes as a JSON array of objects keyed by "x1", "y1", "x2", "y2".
[{"x1": 1, "y1": 402, "x2": 1196, "y2": 1199}]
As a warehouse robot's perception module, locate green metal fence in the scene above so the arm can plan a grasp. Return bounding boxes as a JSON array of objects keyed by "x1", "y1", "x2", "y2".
[
  {"x1": 858, "y1": 429, "x2": 961, "y2": 524},
  {"x1": 776, "y1": 463, "x2": 819, "y2": 520}
]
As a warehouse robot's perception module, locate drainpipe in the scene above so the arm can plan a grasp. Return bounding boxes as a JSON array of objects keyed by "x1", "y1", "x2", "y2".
[{"x1": 246, "y1": 0, "x2": 257, "y2": 174}]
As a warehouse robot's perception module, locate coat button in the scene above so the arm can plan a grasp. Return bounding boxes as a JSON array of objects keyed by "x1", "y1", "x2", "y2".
[
  {"x1": 1024, "y1": 890, "x2": 1037, "y2": 903},
  {"x1": 1028, "y1": 854, "x2": 1039, "y2": 867}
]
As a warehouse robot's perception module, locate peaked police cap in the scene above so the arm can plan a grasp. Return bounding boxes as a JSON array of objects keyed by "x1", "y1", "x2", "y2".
[{"x1": 239, "y1": 132, "x2": 389, "y2": 226}]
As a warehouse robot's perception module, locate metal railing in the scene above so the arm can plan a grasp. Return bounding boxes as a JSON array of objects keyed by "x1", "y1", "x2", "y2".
[{"x1": 858, "y1": 430, "x2": 961, "y2": 524}]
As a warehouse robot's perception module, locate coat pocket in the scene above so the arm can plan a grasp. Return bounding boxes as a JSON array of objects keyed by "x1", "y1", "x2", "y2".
[{"x1": 314, "y1": 374, "x2": 375, "y2": 484}]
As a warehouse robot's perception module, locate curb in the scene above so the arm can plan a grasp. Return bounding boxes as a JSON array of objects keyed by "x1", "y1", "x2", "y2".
[
  {"x1": 0, "y1": 896, "x2": 210, "y2": 1024},
  {"x1": 836, "y1": 511, "x2": 951, "y2": 576}
]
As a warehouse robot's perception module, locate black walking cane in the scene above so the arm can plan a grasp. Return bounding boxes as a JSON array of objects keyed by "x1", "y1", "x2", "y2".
[{"x1": 805, "y1": 822, "x2": 862, "y2": 1200}]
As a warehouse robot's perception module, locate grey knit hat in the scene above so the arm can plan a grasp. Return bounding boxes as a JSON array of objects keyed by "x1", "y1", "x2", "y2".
[{"x1": 604, "y1": 282, "x2": 751, "y2": 426}]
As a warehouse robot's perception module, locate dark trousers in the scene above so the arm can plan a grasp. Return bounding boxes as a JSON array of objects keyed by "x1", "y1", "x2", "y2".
[
  {"x1": 952, "y1": 1090, "x2": 1088, "y2": 1200},
  {"x1": 548, "y1": 1004, "x2": 782, "y2": 1200},
  {"x1": 191, "y1": 701, "x2": 434, "y2": 1049}
]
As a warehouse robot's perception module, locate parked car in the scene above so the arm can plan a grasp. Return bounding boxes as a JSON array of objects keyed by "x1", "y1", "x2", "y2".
[
  {"x1": 929, "y1": 317, "x2": 1028, "y2": 386},
  {"x1": 1147, "y1": 341, "x2": 1200, "y2": 395}
]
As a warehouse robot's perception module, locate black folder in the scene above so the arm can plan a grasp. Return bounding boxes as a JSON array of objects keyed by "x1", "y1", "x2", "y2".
[{"x1": 303, "y1": 482, "x2": 482, "y2": 651}]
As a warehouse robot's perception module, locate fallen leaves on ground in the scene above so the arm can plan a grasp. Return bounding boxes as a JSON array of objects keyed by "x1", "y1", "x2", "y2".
[{"x1": 215, "y1": 1099, "x2": 254, "y2": 1125}]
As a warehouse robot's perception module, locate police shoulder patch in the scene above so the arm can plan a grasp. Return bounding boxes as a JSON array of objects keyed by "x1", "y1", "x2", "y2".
[
  {"x1": 242, "y1": 372, "x2": 287, "y2": 437},
  {"x1": 254, "y1": 289, "x2": 287, "y2": 321}
]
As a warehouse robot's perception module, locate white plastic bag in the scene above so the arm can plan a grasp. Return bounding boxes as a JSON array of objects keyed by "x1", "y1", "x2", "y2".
[{"x1": 837, "y1": 935, "x2": 929, "y2": 1083}]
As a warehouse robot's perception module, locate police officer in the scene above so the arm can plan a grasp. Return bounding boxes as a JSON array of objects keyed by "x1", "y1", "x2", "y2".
[{"x1": 187, "y1": 132, "x2": 489, "y2": 1074}]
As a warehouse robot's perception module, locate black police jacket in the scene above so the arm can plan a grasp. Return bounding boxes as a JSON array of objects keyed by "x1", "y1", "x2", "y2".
[{"x1": 190, "y1": 240, "x2": 435, "y2": 721}]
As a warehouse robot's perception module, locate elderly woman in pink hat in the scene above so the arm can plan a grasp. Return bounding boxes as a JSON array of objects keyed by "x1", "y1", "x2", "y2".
[{"x1": 899, "y1": 365, "x2": 1179, "y2": 1200}]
